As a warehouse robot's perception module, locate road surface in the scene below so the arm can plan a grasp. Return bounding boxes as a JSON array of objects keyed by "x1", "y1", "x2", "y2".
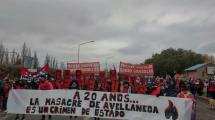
[{"x1": 0, "y1": 97, "x2": 214, "y2": 120}]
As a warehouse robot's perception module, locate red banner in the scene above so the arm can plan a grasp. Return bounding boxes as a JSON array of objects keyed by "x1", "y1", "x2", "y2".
[
  {"x1": 119, "y1": 62, "x2": 154, "y2": 76},
  {"x1": 67, "y1": 62, "x2": 100, "y2": 74}
]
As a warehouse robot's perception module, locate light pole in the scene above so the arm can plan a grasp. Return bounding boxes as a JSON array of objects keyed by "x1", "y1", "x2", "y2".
[
  {"x1": 78, "y1": 41, "x2": 95, "y2": 64},
  {"x1": 105, "y1": 56, "x2": 114, "y2": 70}
]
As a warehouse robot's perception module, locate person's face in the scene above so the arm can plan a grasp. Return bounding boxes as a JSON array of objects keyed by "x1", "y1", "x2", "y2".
[
  {"x1": 98, "y1": 83, "x2": 101, "y2": 88},
  {"x1": 40, "y1": 77, "x2": 46, "y2": 83},
  {"x1": 182, "y1": 84, "x2": 189, "y2": 92}
]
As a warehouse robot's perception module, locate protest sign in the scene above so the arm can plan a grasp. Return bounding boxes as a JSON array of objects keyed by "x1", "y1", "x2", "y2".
[
  {"x1": 67, "y1": 62, "x2": 100, "y2": 74},
  {"x1": 119, "y1": 62, "x2": 154, "y2": 76},
  {"x1": 8, "y1": 90, "x2": 192, "y2": 120}
]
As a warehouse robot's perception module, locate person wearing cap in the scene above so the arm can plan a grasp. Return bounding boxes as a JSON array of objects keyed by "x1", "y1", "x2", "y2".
[{"x1": 38, "y1": 74, "x2": 53, "y2": 120}]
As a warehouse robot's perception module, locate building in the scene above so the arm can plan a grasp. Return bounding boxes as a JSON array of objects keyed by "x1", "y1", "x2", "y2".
[{"x1": 185, "y1": 63, "x2": 215, "y2": 80}]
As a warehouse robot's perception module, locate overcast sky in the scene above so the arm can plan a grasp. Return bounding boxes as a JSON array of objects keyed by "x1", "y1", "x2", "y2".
[{"x1": 0, "y1": 0, "x2": 215, "y2": 68}]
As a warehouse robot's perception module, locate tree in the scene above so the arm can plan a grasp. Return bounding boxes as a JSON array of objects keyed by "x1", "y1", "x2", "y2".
[
  {"x1": 44, "y1": 54, "x2": 50, "y2": 65},
  {"x1": 15, "y1": 53, "x2": 22, "y2": 65},
  {"x1": 203, "y1": 54, "x2": 215, "y2": 64},
  {"x1": 11, "y1": 49, "x2": 16, "y2": 64},
  {"x1": 55, "y1": 60, "x2": 58, "y2": 69},
  {"x1": 27, "y1": 48, "x2": 31, "y2": 58},
  {"x1": 60, "y1": 62, "x2": 65, "y2": 70},
  {"x1": 144, "y1": 48, "x2": 205, "y2": 76},
  {"x1": 21, "y1": 42, "x2": 28, "y2": 64},
  {"x1": 52, "y1": 57, "x2": 56, "y2": 69},
  {"x1": 33, "y1": 51, "x2": 39, "y2": 68},
  {"x1": 0, "y1": 42, "x2": 5, "y2": 64},
  {"x1": 4, "y1": 49, "x2": 9, "y2": 65}
]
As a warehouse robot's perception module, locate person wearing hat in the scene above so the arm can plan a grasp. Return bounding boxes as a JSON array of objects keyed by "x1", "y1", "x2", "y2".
[{"x1": 38, "y1": 74, "x2": 53, "y2": 120}]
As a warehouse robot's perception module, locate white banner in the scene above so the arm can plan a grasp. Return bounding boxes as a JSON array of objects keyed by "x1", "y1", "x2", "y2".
[{"x1": 7, "y1": 90, "x2": 192, "y2": 120}]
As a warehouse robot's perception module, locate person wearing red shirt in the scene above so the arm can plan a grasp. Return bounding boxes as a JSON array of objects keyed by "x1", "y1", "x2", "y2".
[
  {"x1": 38, "y1": 75, "x2": 53, "y2": 120},
  {"x1": 52, "y1": 80, "x2": 63, "y2": 89},
  {"x1": 137, "y1": 81, "x2": 147, "y2": 94},
  {"x1": 88, "y1": 74, "x2": 95, "y2": 91},
  {"x1": 150, "y1": 85, "x2": 161, "y2": 96},
  {"x1": 38, "y1": 76, "x2": 54, "y2": 90}
]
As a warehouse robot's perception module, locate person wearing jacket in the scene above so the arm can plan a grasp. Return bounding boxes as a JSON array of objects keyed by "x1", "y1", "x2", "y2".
[
  {"x1": 177, "y1": 81, "x2": 196, "y2": 120},
  {"x1": 69, "y1": 80, "x2": 79, "y2": 120},
  {"x1": 3, "y1": 79, "x2": 11, "y2": 111},
  {"x1": 38, "y1": 75, "x2": 53, "y2": 120},
  {"x1": 0, "y1": 79, "x2": 4, "y2": 111}
]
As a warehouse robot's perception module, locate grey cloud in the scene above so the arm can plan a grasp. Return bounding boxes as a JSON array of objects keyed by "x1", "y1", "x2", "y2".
[{"x1": 0, "y1": 0, "x2": 215, "y2": 66}]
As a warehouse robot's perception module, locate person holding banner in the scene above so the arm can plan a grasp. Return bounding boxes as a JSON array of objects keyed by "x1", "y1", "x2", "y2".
[
  {"x1": 121, "y1": 75, "x2": 130, "y2": 93},
  {"x1": 29, "y1": 78, "x2": 38, "y2": 90},
  {"x1": 99, "y1": 71, "x2": 106, "y2": 92},
  {"x1": 0, "y1": 79, "x2": 4, "y2": 111},
  {"x1": 38, "y1": 74, "x2": 53, "y2": 120},
  {"x1": 69, "y1": 79, "x2": 79, "y2": 120},
  {"x1": 3, "y1": 79, "x2": 11, "y2": 111},
  {"x1": 177, "y1": 81, "x2": 196, "y2": 120},
  {"x1": 136, "y1": 79, "x2": 147, "y2": 94},
  {"x1": 94, "y1": 82, "x2": 102, "y2": 120},
  {"x1": 14, "y1": 79, "x2": 28, "y2": 120},
  {"x1": 88, "y1": 74, "x2": 95, "y2": 91}
]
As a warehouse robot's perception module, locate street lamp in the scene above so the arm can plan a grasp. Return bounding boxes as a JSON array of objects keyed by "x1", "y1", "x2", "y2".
[
  {"x1": 105, "y1": 56, "x2": 114, "y2": 70},
  {"x1": 78, "y1": 41, "x2": 95, "y2": 64}
]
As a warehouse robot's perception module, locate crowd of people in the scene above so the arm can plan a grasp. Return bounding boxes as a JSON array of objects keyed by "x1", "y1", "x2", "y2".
[{"x1": 1, "y1": 70, "x2": 213, "y2": 120}]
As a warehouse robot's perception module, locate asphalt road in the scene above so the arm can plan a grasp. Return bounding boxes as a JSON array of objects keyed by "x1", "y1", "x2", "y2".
[
  {"x1": 0, "y1": 97, "x2": 214, "y2": 120},
  {"x1": 195, "y1": 97, "x2": 215, "y2": 120}
]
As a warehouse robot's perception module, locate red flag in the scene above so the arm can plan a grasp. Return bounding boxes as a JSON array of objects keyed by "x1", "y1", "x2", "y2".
[
  {"x1": 81, "y1": 73, "x2": 87, "y2": 89},
  {"x1": 130, "y1": 76, "x2": 136, "y2": 92},
  {"x1": 110, "y1": 69, "x2": 117, "y2": 82},
  {"x1": 76, "y1": 70, "x2": 84, "y2": 90},
  {"x1": 36, "y1": 64, "x2": 49, "y2": 76},
  {"x1": 76, "y1": 70, "x2": 82, "y2": 81},
  {"x1": 41, "y1": 64, "x2": 49, "y2": 73},
  {"x1": 99, "y1": 71, "x2": 106, "y2": 90},
  {"x1": 55, "y1": 70, "x2": 62, "y2": 81},
  {"x1": 112, "y1": 81, "x2": 119, "y2": 92},
  {"x1": 63, "y1": 70, "x2": 71, "y2": 89},
  {"x1": 20, "y1": 68, "x2": 30, "y2": 76},
  {"x1": 88, "y1": 73, "x2": 95, "y2": 91}
]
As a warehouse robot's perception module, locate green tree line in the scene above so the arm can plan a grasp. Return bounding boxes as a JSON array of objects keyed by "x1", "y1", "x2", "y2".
[
  {"x1": 144, "y1": 48, "x2": 215, "y2": 76},
  {"x1": 0, "y1": 42, "x2": 58, "y2": 79}
]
